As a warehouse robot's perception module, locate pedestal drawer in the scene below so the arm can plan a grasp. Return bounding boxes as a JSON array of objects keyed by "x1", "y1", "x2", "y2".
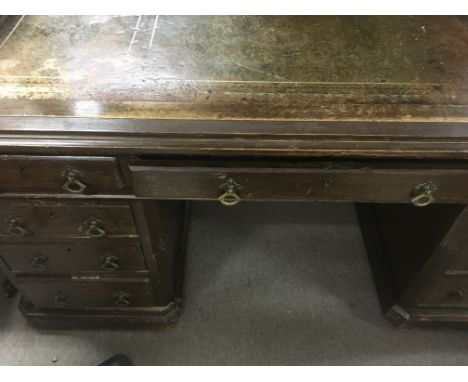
[
  {"x1": 418, "y1": 276, "x2": 468, "y2": 308},
  {"x1": 0, "y1": 156, "x2": 125, "y2": 195},
  {"x1": 0, "y1": 200, "x2": 137, "y2": 238},
  {"x1": 130, "y1": 160, "x2": 468, "y2": 206},
  {"x1": 0, "y1": 241, "x2": 147, "y2": 274},
  {"x1": 18, "y1": 279, "x2": 157, "y2": 309}
]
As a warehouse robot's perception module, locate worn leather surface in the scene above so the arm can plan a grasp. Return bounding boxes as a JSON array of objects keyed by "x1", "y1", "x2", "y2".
[{"x1": 0, "y1": 16, "x2": 467, "y2": 121}]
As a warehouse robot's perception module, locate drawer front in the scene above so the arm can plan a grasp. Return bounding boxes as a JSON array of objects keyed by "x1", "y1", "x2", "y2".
[
  {"x1": 130, "y1": 162, "x2": 468, "y2": 205},
  {"x1": 445, "y1": 252, "x2": 468, "y2": 275},
  {"x1": 0, "y1": 200, "x2": 137, "y2": 238},
  {"x1": 0, "y1": 155, "x2": 125, "y2": 194},
  {"x1": 18, "y1": 279, "x2": 157, "y2": 309},
  {"x1": 0, "y1": 242, "x2": 147, "y2": 274},
  {"x1": 418, "y1": 277, "x2": 468, "y2": 308}
]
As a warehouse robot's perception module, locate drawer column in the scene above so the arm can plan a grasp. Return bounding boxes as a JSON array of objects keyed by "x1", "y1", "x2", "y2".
[{"x1": 357, "y1": 203, "x2": 468, "y2": 325}]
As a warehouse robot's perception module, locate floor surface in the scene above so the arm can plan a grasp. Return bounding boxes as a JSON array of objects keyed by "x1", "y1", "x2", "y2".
[{"x1": 1, "y1": 202, "x2": 468, "y2": 365}]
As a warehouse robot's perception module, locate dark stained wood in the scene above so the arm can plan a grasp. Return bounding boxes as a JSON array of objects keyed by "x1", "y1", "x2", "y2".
[
  {"x1": 0, "y1": 199, "x2": 138, "y2": 238},
  {"x1": 358, "y1": 203, "x2": 468, "y2": 326},
  {"x1": 18, "y1": 298, "x2": 180, "y2": 327},
  {"x1": 399, "y1": 206, "x2": 468, "y2": 306},
  {"x1": 0, "y1": 155, "x2": 127, "y2": 195},
  {"x1": 0, "y1": 17, "x2": 468, "y2": 159},
  {"x1": 4, "y1": 198, "x2": 188, "y2": 324},
  {"x1": 2, "y1": 16, "x2": 468, "y2": 327},
  {"x1": 130, "y1": 160, "x2": 468, "y2": 204},
  {"x1": 417, "y1": 276, "x2": 468, "y2": 308},
  {"x1": 0, "y1": 241, "x2": 147, "y2": 274},
  {"x1": 355, "y1": 204, "x2": 401, "y2": 316},
  {"x1": 1, "y1": 268, "x2": 17, "y2": 297},
  {"x1": 17, "y1": 278, "x2": 156, "y2": 309},
  {"x1": 368, "y1": 204, "x2": 464, "y2": 294},
  {"x1": 131, "y1": 200, "x2": 188, "y2": 306},
  {"x1": 2, "y1": 117, "x2": 468, "y2": 159}
]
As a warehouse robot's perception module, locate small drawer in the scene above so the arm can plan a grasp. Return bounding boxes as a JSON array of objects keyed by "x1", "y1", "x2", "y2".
[
  {"x1": 18, "y1": 278, "x2": 157, "y2": 309},
  {"x1": 0, "y1": 241, "x2": 147, "y2": 274},
  {"x1": 0, "y1": 200, "x2": 138, "y2": 238},
  {"x1": 418, "y1": 276, "x2": 468, "y2": 308},
  {"x1": 130, "y1": 160, "x2": 468, "y2": 206},
  {"x1": 0, "y1": 155, "x2": 126, "y2": 195}
]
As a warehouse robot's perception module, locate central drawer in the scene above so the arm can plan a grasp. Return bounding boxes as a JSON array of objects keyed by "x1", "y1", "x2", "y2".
[
  {"x1": 0, "y1": 241, "x2": 147, "y2": 274},
  {"x1": 0, "y1": 200, "x2": 138, "y2": 238},
  {"x1": 130, "y1": 160, "x2": 468, "y2": 205}
]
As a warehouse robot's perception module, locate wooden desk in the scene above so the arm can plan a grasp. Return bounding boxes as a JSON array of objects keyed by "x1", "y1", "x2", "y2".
[{"x1": 1, "y1": 15, "x2": 468, "y2": 326}]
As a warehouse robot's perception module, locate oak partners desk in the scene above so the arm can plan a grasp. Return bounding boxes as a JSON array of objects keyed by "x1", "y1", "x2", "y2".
[{"x1": 1, "y1": 16, "x2": 468, "y2": 327}]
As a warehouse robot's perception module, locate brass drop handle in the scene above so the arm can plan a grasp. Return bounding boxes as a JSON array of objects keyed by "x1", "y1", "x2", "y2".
[
  {"x1": 62, "y1": 168, "x2": 87, "y2": 194},
  {"x1": 30, "y1": 253, "x2": 49, "y2": 270},
  {"x1": 101, "y1": 255, "x2": 120, "y2": 271},
  {"x1": 81, "y1": 217, "x2": 106, "y2": 238},
  {"x1": 410, "y1": 182, "x2": 436, "y2": 207},
  {"x1": 113, "y1": 291, "x2": 131, "y2": 306},
  {"x1": 53, "y1": 292, "x2": 68, "y2": 308},
  {"x1": 218, "y1": 178, "x2": 242, "y2": 207},
  {"x1": 7, "y1": 217, "x2": 28, "y2": 236}
]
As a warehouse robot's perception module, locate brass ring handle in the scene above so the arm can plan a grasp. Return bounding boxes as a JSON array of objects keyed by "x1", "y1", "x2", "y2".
[
  {"x1": 218, "y1": 189, "x2": 242, "y2": 206},
  {"x1": 101, "y1": 255, "x2": 120, "y2": 271},
  {"x1": 218, "y1": 178, "x2": 242, "y2": 207},
  {"x1": 410, "y1": 182, "x2": 436, "y2": 207},
  {"x1": 62, "y1": 168, "x2": 87, "y2": 194},
  {"x1": 81, "y1": 217, "x2": 107, "y2": 238},
  {"x1": 113, "y1": 291, "x2": 131, "y2": 306},
  {"x1": 7, "y1": 217, "x2": 28, "y2": 236}
]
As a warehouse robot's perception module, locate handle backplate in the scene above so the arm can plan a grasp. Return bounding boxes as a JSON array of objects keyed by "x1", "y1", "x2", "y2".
[
  {"x1": 101, "y1": 254, "x2": 120, "y2": 271},
  {"x1": 7, "y1": 217, "x2": 28, "y2": 236},
  {"x1": 81, "y1": 217, "x2": 107, "y2": 238},
  {"x1": 30, "y1": 252, "x2": 49, "y2": 270},
  {"x1": 113, "y1": 291, "x2": 131, "y2": 306}
]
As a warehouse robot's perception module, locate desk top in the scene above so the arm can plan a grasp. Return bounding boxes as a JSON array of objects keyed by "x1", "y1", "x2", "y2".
[
  {"x1": 1, "y1": 16, "x2": 468, "y2": 158},
  {"x1": 1, "y1": 15, "x2": 468, "y2": 122}
]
